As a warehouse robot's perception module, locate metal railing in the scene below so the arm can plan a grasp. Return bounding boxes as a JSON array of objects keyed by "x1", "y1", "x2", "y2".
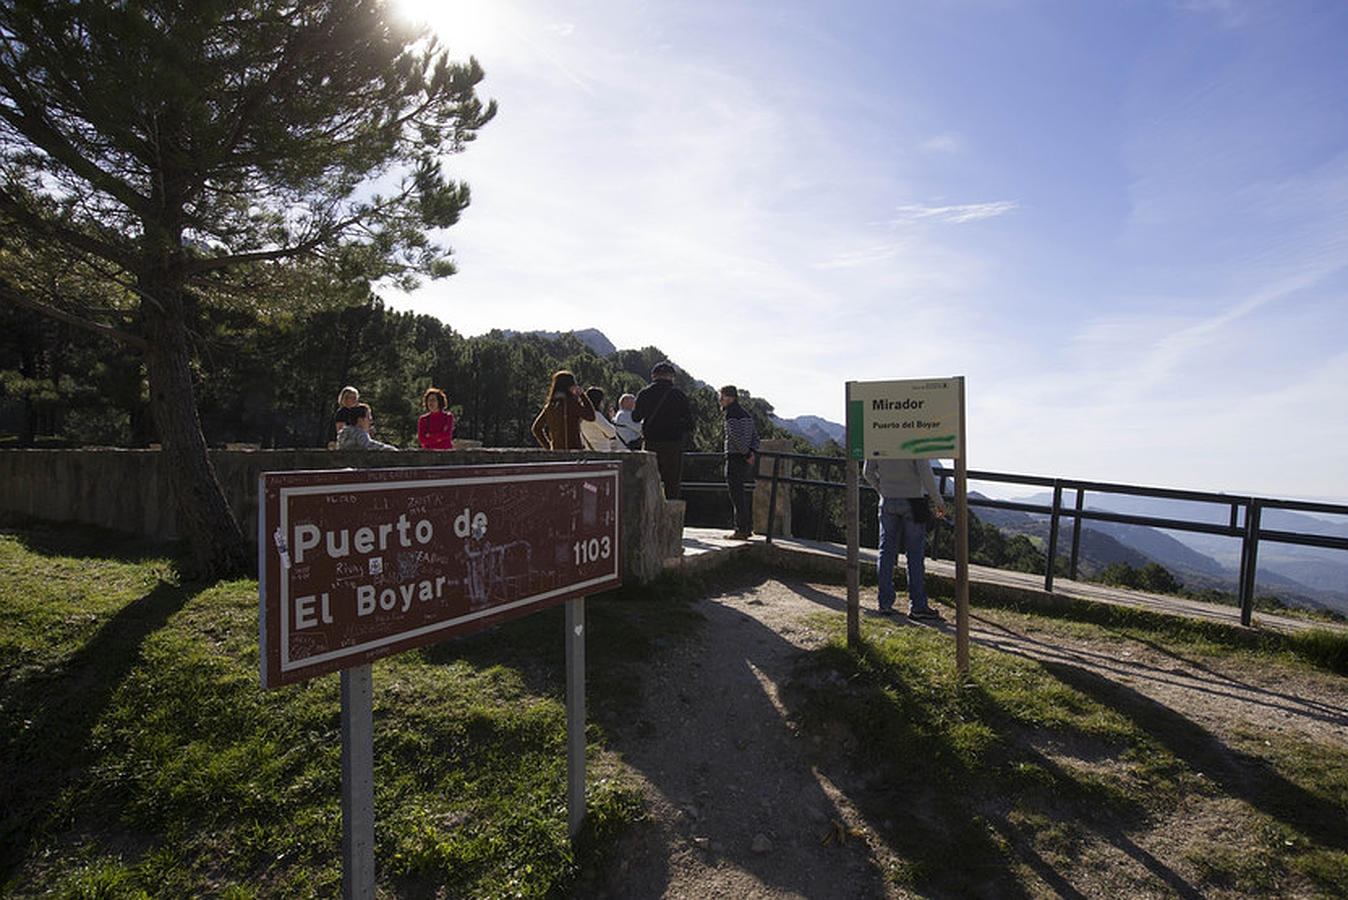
[{"x1": 681, "y1": 450, "x2": 1348, "y2": 627}]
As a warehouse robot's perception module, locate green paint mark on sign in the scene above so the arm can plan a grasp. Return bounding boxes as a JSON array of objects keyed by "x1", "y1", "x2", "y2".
[{"x1": 900, "y1": 435, "x2": 956, "y2": 453}]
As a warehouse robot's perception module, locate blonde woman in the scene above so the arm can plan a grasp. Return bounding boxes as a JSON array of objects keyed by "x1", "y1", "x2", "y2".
[{"x1": 326, "y1": 385, "x2": 360, "y2": 447}]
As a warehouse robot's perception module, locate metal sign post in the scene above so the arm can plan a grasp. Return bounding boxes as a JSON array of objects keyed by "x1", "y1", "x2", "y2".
[
  {"x1": 846, "y1": 455, "x2": 861, "y2": 649},
  {"x1": 841, "y1": 381, "x2": 860, "y2": 649},
  {"x1": 258, "y1": 462, "x2": 621, "y2": 892},
  {"x1": 565, "y1": 598, "x2": 586, "y2": 838},
  {"x1": 954, "y1": 379, "x2": 970, "y2": 677},
  {"x1": 341, "y1": 665, "x2": 375, "y2": 899}
]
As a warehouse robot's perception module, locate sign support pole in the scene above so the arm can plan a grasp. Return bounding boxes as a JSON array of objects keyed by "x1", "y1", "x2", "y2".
[
  {"x1": 954, "y1": 377, "x2": 970, "y2": 676},
  {"x1": 845, "y1": 382, "x2": 861, "y2": 649},
  {"x1": 846, "y1": 459, "x2": 860, "y2": 649},
  {"x1": 565, "y1": 597, "x2": 587, "y2": 839},
  {"x1": 341, "y1": 664, "x2": 376, "y2": 899}
]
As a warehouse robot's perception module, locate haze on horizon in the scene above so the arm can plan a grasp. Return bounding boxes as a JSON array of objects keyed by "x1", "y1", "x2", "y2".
[{"x1": 387, "y1": 0, "x2": 1348, "y2": 504}]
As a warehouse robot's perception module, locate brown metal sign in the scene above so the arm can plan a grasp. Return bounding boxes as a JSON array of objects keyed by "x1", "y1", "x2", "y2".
[{"x1": 259, "y1": 462, "x2": 621, "y2": 687}]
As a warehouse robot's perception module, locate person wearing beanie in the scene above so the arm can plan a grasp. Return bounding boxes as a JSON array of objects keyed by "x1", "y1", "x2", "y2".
[{"x1": 633, "y1": 361, "x2": 693, "y2": 499}]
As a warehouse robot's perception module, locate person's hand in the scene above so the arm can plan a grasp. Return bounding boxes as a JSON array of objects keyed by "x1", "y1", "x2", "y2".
[{"x1": 935, "y1": 503, "x2": 948, "y2": 520}]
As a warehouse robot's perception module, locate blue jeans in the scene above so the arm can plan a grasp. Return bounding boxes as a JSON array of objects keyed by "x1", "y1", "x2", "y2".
[{"x1": 877, "y1": 499, "x2": 931, "y2": 612}]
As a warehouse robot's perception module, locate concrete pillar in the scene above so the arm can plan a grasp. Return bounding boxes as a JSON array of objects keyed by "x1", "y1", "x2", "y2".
[{"x1": 754, "y1": 439, "x2": 794, "y2": 537}]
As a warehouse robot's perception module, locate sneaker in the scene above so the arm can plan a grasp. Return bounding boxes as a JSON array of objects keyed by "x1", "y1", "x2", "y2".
[
  {"x1": 724, "y1": 530, "x2": 752, "y2": 541},
  {"x1": 909, "y1": 607, "x2": 944, "y2": 621},
  {"x1": 877, "y1": 606, "x2": 894, "y2": 616}
]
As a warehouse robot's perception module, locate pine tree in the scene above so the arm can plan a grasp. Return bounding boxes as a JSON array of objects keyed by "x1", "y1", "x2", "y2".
[{"x1": 0, "y1": 0, "x2": 494, "y2": 575}]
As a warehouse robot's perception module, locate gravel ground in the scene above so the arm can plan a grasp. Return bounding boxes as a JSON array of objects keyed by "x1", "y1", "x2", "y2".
[{"x1": 577, "y1": 577, "x2": 1348, "y2": 899}]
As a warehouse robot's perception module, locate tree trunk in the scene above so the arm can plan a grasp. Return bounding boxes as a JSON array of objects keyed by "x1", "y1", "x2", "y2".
[{"x1": 142, "y1": 295, "x2": 249, "y2": 579}]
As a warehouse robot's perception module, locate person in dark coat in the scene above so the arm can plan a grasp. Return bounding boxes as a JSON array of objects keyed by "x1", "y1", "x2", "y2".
[{"x1": 633, "y1": 361, "x2": 693, "y2": 499}]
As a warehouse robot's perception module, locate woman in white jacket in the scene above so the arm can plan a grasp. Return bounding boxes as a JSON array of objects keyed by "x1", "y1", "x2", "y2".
[{"x1": 580, "y1": 386, "x2": 619, "y2": 451}]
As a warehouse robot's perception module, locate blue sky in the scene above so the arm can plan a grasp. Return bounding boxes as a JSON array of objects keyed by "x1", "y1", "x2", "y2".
[{"x1": 389, "y1": 0, "x2": 1348, "y2": 502}]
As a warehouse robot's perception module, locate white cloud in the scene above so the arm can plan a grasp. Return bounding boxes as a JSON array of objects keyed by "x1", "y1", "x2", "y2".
[
  {"x1": 814, "y1": 245, "x2": 904, "y2": 270},
  {"x1": 921, "y1": 133, "x2": 965, "y2": 154},
  {"x1": 1175, "y1": 0, "x2": 1255, "y2": 28},
  {"x1": 890, "y1": 201, "x2": 1018, "y2": 226}
]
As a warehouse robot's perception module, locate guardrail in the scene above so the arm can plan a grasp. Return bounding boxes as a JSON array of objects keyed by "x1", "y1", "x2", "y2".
[{"x1": 681, "y1": 450, "x2": 1348, "y2": 627}]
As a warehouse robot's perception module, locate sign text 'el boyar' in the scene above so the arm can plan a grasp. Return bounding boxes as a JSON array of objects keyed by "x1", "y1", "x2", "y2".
[{"x1": 259, "y1": 462, "x2": 621, "y2": 688}]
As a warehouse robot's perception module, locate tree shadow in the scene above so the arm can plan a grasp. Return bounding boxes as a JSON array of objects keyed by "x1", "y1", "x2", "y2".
[
  {"x1": 972, "y1": 615, "x2": 1348, "y2": 731},
  {"x1": 0, "y1": 515, "x2": 184, "y2": 565},
  {"x1": 0, "y1": 577, "x2": 196, "y2": 880},
  {"x1": 1096, "y1": 626, "x2": 1348, "y2": 725},
  {"x1": 1034, "y1": 658, "x2": 1348, "y2": 853},
  {"x1": 776, "y1": 584, "x2": 1210, "y2": 897},
  {"x1": 581, "y1": 591, "x2": 919, "y2": 898},
  {"x1": 572, "y1": 574, "x2": 1060, "y2": 899}
]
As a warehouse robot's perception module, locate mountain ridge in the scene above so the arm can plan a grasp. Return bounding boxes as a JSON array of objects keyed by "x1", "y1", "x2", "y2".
[
  {"x1": 487, "y1": 329, "x2": 1345, "y2": 616},
  {"x1": 977, "y1": 491, "x2": 1348, "y2": 616}
]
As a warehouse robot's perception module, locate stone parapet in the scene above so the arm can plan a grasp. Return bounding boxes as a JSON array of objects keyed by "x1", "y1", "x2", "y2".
[
  {"x1": 754, "y1": 439, "x2": 795, "y2": 537},
  {"x1": 0, "y1": 448, "x2": 682, "y2": 585}
]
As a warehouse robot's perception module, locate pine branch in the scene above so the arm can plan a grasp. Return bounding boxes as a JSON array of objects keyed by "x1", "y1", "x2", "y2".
[{"x1": 0, "y1": 279, "x2": 149, "y2": 351}]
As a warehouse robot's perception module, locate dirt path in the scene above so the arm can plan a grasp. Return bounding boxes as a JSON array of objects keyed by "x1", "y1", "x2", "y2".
[
  {"x1": 586, "y1": 579, "x2": 902, "y2": 899},
  {"x1": 580, "y1": 578, "x2": 1348, "y2": 899}
]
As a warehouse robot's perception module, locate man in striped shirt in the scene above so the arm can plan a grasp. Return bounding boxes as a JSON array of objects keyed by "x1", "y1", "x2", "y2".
[{"x1": 719, "y1": 385, "x2": 760, "y2": 540}]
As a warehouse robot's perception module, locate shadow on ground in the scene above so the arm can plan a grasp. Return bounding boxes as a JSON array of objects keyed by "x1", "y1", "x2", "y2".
[{"x1": 0, "y1": 578, "x2": 195, "y2": 880}]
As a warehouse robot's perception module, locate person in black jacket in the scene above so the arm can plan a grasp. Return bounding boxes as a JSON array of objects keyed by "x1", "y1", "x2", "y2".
[
  {"x1": 633, "y1": 360, "x2": 694, "y2": 499},
  {"x1": 719, "y1": 385, "x2": 760, "y2": 539}
]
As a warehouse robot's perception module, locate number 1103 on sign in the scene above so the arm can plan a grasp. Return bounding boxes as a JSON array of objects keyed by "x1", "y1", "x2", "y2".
[{"x1": 573, "y1": 536, "x2": 612, "y2": 565}]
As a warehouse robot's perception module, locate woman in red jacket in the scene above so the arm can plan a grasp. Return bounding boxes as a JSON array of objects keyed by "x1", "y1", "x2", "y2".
[
  {"x1": 417, "y1": 387, "x2": 455, "y2": 449},
  {"x1": 530, "y1": 370, "x2": 595, "y2": 450}
]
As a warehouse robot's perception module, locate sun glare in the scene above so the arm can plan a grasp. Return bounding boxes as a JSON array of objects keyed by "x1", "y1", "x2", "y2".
[{"x1": 392, "y1": 0, "x2": 504, "y2": 60}]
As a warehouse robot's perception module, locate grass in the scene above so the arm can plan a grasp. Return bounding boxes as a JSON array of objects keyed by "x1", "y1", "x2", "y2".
[
  {"x1": 951, "y1": 573, "x2": 1348, "y2": 677},
  {"x1": 790, "y1": 594, "x2": 1348, "y2": 897},
  {"x1": 0, "y1": 522, "x2": 702, "y2": 898},
  {"x1": 3, "y1": 520, "x2": 1345, "y2": 897}
]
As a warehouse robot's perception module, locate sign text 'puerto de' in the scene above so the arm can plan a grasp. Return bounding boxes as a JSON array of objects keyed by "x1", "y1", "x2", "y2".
[{"x1": 260, "y1": 462, "x2": 621, "y2": 688}]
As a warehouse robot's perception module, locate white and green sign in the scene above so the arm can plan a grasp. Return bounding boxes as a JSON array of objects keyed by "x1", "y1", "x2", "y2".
[{"x1": 847, "y1": 377, "x2": 962, "y2": 460}]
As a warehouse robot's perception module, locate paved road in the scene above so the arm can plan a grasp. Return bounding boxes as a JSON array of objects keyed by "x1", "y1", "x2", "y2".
[{"x1": 679, "y1": 527, "x2": 1348, "y2": 637}]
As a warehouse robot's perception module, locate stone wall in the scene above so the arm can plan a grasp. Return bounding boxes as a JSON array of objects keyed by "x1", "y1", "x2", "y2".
[
  {"x1": 753, "y1": 439, "x2": 795, "y2": 537},
  {"x1": 0, "y1": 448, "x2": 684, "y2": 584}
]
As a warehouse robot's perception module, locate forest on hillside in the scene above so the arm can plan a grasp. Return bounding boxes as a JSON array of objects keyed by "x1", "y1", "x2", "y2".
[
  {"x1": 9, "y1": 294, "x2": 1321, "y2": 614},
  {"x1": 3, "y1": 294, "x2": 858, "y2": 532},
  {"x1": 1, "y1": 295, "x2": 801, "y2": 455},
  {"x1": 0, "y1": 293, "x2": 1190, "y2": 580}
]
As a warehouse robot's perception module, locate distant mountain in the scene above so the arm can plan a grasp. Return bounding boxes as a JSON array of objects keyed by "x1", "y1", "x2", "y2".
[
  {"x1": 981, "y1": 491, "x2": 1348, "y2": 616},
  {"x1": 970, "y1": 494, "x2": 1153, "y2": 574},
  {"x1": 495, "y1": 328, "x2": 617, "y2": 357},
  {"x1": 773, "y1": 415, "x2": 845, "y2": 448}
]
